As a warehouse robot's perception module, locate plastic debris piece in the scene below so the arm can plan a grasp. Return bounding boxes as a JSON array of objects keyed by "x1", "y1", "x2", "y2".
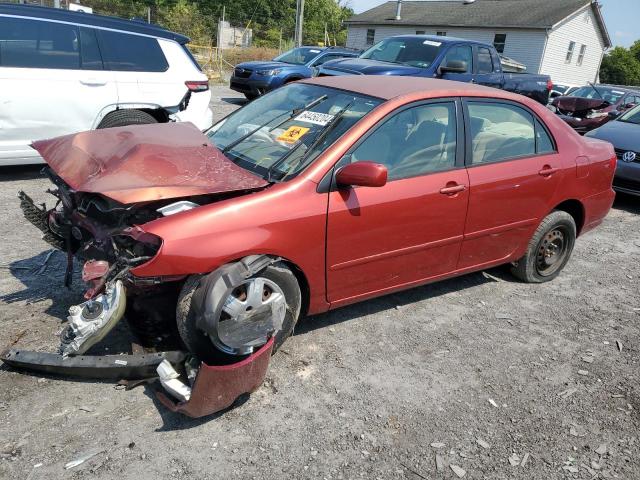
[
  {"x1": 430, "y1": 442, "x2": 446, "y2": 449},
  {"x1": 156, "y1": 359, "x2": 192, "y2": 402},
  {"x1": 476, "y1": 438, "x2": 490, "y2": 449},
  {"x1": 64, "y1": 449, "x2": 103, "y2": 469},
  {"x1": 450, "y1": 464, "x2": 466, "y2": 478}
]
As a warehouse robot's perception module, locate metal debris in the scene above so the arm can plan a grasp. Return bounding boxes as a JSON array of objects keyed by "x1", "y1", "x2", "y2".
[{"x1": 488, "y1": 398, "x2": 498, "y2": 407}]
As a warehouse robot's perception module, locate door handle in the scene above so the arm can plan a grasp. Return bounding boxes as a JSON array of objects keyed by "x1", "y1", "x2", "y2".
[
  {"x1": 80, "y1": 78, "x2": 107, "y2": 86},
  {"x1": 440, "y1": 184, "x2": 466, "y2": 195},
  {"x1": 538, "y1": 166, "x2": 560, "y2": 177}
]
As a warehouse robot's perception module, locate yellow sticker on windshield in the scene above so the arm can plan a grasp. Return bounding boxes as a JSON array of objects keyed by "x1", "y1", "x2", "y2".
[{"x1": 277, "y1": 126, "x2": 310, "y2": 144}]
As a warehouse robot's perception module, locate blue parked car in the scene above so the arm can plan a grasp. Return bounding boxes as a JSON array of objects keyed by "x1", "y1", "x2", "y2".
[
  {"x1": 230, "y1": 46, "x2": 360, "y2": 100},
  {"x1": 318, "y1": 35, "x2": 552, "y2": 105}
]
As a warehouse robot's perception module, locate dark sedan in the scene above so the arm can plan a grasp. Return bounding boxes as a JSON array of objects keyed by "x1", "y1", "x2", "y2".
[{"x1": 586, "y1": 104, "x2": 640, "y2": 196}]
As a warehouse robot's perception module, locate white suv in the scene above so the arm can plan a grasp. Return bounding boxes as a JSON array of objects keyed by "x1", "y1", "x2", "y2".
[{"x1": 0, "y1": 4, "x2": 213, "y2": 166}]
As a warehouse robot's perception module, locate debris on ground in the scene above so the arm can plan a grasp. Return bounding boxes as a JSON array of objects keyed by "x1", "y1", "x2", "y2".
[
  {"x1": 430, "y1": 442, "x2": 446, "y2": 449},
  {"x1": 508, "y1": 453, "x2": 520, "y2": 466},
  {"x1": 521, "y1": 452, "x2": 530, "y2": 467},
  {"x1": 616, "y1": 340, "x2": 623, "y2": 352},
  {"x1": 476, "y1": 438, "x2": 490, "y2": 449},
  {"x1": 435, "y1": 454, "x2": 445, "y2": 472},
  {"x1": 64, "y1": 448, "x2": 104, "y2": 469},
  {"x1": 488, "y1": 398, "x2": 498, "y2": 407},
  {"x1": 595, "y1": 444, "x2": 608, "y2": 455},
  {"x1": 577, "y1": 369, "x2": 589, "y2": 376},
  {"x1": 558, "y1": 388, "x2": 578, "y2": 399},
  {"x1": 450, "y1": 464, "x2": 466, "y2": 478}
]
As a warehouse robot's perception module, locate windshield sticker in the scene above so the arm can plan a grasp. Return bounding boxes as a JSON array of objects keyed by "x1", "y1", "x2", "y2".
[
  {"x1": 612, "y1": 90, "x2": 625, "y2": 95},
  {"x1": 310, "y1": 49, "x2": 321, "y2": 53},
  {"x1": 294, "y1": 111, "x2": 335, "y2": 126},
  {"x1": 423, "y1": 40, "x2": 441, "y2": 47},
  {"x1": 277, "y1": 126, "x2": 310, "y2": 144}
]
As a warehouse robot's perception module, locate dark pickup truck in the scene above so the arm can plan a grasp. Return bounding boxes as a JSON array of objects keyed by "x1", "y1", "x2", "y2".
[{"x1": 318, "y1": 35, "x2": 552, "y2": 105}]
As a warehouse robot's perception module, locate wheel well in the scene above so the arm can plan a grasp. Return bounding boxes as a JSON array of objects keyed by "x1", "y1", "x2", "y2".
[
  {"x1": 102, "y1": 107, "x2": 169, "y2": 124},
  {"x1": 553, "y1": 199, "x2": 585, "y2": 235},
  {"x1": 283, "y1": 76, "x2": 302, "y2": 84}
]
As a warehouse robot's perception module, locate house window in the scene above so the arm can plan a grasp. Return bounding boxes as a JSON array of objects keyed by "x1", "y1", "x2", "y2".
[
  {"x1": 577, "y1": 44, "x2": 587, "y2": 65},
  {"x1": 566, "y1": 41, "x2": 576, "y2": 63},
  {"x1": 416, "y1": 30, "x2": 426, "y2": 35},
  {"x1": 366, "y1": 29, "x2": 375, "y2": 45},
  {"x1": 436, "y1": 31, "x2": 447, "y2": 36},
  {"x1": 493, "y1": 33, "x2": 507, "y2": 54}
]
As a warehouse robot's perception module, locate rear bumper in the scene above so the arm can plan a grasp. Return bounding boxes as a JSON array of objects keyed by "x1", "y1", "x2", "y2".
[
  {"x1": 173, "y1": 90, "x2": 213, "y2": 131},
  {"x1": 581, "y1": 188, "x2": 616, "y2": 235}
]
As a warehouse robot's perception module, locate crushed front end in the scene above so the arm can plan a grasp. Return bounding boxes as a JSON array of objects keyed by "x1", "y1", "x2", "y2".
[{"x1": 19, "y1": 168, "x2": 184, "y2": 356}]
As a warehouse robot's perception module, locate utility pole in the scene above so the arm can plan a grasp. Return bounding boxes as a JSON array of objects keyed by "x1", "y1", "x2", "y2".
[
  {"x1": 294, "y1": 0, "x2": 304, "y2": 47},
  {"x1": 147, "y1": 7, "x2": 151, "y2": 23}
]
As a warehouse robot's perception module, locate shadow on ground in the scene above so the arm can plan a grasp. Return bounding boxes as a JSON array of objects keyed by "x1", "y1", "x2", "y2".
[{"x1": 0, "y1": 165, "x2": 45, "y2": 182}]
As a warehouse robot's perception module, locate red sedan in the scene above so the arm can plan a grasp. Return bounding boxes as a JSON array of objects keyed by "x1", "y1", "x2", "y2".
[{"x1": 23, "y1": 76, "x2": 616, "y2": 362}]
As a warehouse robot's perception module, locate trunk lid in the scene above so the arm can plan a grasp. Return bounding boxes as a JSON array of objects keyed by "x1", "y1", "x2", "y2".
[{"x1": 32, "y1": 122, "x2": 268, "y2": 205}]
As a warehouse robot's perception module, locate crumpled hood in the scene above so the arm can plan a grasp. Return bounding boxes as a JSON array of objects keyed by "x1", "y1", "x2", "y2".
[
  {"x1": 32, "y1": 122, "x2": 268, "y2": 205},
  {"x1": 321, "y1": 58, "x2": 424, "y2": 76},
  {"x1": 552, "y1": 96, "x2": 609, "y2": 112}
]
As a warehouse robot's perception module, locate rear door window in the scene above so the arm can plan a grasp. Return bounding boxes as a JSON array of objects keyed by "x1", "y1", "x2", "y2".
[
  {"x1": 97, "y1": 30, "x2": 168, "y2": 72},
  {"x1": 0, "y1": 16, "x2": 81, "y2": 69},
  {"x1": 477, "y1": 47, "x2": 494, "y2": 74},
  {"x1": 467, "y1": 102, "x2": 536, "y2": 164}
]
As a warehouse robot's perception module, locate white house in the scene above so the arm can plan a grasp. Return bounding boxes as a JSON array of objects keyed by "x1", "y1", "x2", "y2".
[{"x1": 344, "y1": 0, "x2": 611, "y2": 85}]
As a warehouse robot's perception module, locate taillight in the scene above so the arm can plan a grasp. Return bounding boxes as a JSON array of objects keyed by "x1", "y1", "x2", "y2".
[
  {"x1": 185, "y1": 80, "x2": 209, "y2": 92},
  {"x1": 546, "y1": 79, "x2": 553, "y2": 91}
]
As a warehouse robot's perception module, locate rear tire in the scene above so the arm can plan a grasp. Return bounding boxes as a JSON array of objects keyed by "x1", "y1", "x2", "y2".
[
  {"x1": 97, "y1": 110, "x2": 158, "y2": 129},
  {"x1": 176, "y1": 261, "x2": 301, "y2": 364},
  {"x1": 244, "y1": 92, "x2": 258, "y2": 101},
  {"x1": 510, "y1": 210, "x2": 576, "y2": 283}
]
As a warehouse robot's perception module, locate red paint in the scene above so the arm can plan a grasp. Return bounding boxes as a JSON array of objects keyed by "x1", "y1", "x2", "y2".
[
  {"x1": 32, "y1": 122, "x2": 267, "y2": 204},
  {"x1": 39, "y1": 76, "x2": 613, "y2": 316}
]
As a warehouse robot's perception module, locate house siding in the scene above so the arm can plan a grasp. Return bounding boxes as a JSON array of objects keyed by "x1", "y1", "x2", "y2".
[
  {"x1": 347, "y1": 26, "x2": 547, "y2": 73},
  {"x1": 539, "y1": 5, "x2": 606, "y2": 85}
]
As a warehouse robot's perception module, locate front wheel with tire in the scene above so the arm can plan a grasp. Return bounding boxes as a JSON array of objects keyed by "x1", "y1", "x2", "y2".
[
  {"x1": 176, "y1": 260, "x2": 302, "y2": 363},
  {"x1": 97, "y1": 109, "x2": 158, "y2": 129},
  {"x1": 511, "y1": 210, "x2": 576, "y2": 283}
]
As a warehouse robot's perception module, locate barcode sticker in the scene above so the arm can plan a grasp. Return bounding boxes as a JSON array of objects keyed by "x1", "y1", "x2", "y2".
[
  {"x1": 294, "y1": 111, "x2": 335, "y2": 126},
  {"x1": 114, "y1": 359, "x2": 128, "y2": 366}
]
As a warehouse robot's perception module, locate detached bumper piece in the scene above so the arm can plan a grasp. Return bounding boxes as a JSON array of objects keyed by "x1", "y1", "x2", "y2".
[
  {"x1": 0, "y1": 349, "x2": 186, "y2": 379},
  {"x1": 156, "y1": 337, "x2": 274, "y2": 418}
]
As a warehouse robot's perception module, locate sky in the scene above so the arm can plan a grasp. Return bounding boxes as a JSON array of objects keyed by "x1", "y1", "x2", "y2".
[{"x1": 346, "y1": 0, "x2": 640, "y2": 48}]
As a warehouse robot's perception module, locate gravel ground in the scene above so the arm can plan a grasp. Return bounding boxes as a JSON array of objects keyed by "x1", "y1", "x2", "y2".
[{"x1": 1, "y1": 85, "x2": 639, "y2": 480}]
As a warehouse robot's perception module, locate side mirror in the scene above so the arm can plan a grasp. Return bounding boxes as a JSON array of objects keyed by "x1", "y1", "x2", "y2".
[
  {"x1": 335, "y1": 161, "x2": 387, "y2": 188},
  {"x1": 439, "y1": 60, "x2": 468, "y2": 74},
  {"x1": 549, "y1": 91, "x2": 561, "y2": 98},
  {"x1": 608, "y1": 110, "x2": 622, "y2": 119},
  {"x1": 623, "y1": 103, "x2": 636, "y2": 110}
]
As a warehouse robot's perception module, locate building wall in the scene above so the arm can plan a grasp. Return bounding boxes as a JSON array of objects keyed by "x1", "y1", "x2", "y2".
[
  {"x1": 539, "y1": 5, "x2": 606, "y2": 85},
  {"x1": 346, "y1": 25, "x2": 547, "y2": 73}
]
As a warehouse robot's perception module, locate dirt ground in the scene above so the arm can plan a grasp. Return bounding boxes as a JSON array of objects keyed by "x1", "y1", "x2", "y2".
[{"x1": 1, "y1": 86, "x2": 639, "y2": 480}]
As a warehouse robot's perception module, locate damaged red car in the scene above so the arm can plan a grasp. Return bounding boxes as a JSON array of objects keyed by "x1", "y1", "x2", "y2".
[
  {"x1": 20, "y1": 76, "x2": 616, "y2": 363},
  {"x1": 551, "y1": 84, "x2": 640, "y2": 134}
]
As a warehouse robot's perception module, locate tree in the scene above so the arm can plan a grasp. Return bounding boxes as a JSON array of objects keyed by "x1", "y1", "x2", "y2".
[{"x1": 599, "y1": 46, "x2": 640, "y2": 86}]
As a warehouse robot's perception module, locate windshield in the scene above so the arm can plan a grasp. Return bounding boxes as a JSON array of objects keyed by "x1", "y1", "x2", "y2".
[
  {"x1": 619, "y1": 104, "x2": 640, "y2": 125},
  {"x1": 207, "y1": 84, "x2": 382, "y2": 181},
  {"x1": 360, "y1": 37, "x2": 442, "y2": 68},
  {"x1": 570, "y1": 86, "x2": 626, "y2": 103},
  {"x1": 273, "y1": 47, "x2": 324, "y2": 65}
]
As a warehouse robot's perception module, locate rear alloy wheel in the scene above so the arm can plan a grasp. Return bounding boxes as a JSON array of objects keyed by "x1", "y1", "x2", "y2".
[
  {"x1": 97, "y1": 109, "x2": 157, "y2": 129},
  {"x1": 176, "y1": 261, "x2": 301, "y2": 363},
  {"x1": 510, "y1": 210, "x2": 576, "y2": 283}
]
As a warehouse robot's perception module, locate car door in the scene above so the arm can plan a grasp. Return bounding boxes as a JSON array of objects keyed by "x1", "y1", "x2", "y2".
[
  {"x1": 326, "y1": 100, "x2": 469, "y2": 304},
  {"x1": 0, "y1": 16, "x2": 117, "y2": 165},
  {"x1": 439, "y1": 44, "x2": 474, "y2": 83},
  {"x1": 474, "y1": 46, "x2": 502, "y2": 89},
  {"x1": 95, "y1": 29, "x2": 178, "y2": 112},
  {"x1": 458, "y1": 99, "x2": 561, "y2": 269}
]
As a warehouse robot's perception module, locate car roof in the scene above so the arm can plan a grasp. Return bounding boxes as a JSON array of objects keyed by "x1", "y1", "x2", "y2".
[
  {"x1": 387, "y1": 34, "x2": 491, "y2": 47},
  {"x1": 0, "y1": 3, "x2": 190, "y2": 44},
  {"x1": 302, "y1": 75, "x2": 521, "y2": 102}
]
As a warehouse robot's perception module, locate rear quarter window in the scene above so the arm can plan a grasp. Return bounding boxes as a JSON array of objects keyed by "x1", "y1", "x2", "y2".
[{"x1": 97, "y1": 30, "x2": 168, "y2": 72}]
